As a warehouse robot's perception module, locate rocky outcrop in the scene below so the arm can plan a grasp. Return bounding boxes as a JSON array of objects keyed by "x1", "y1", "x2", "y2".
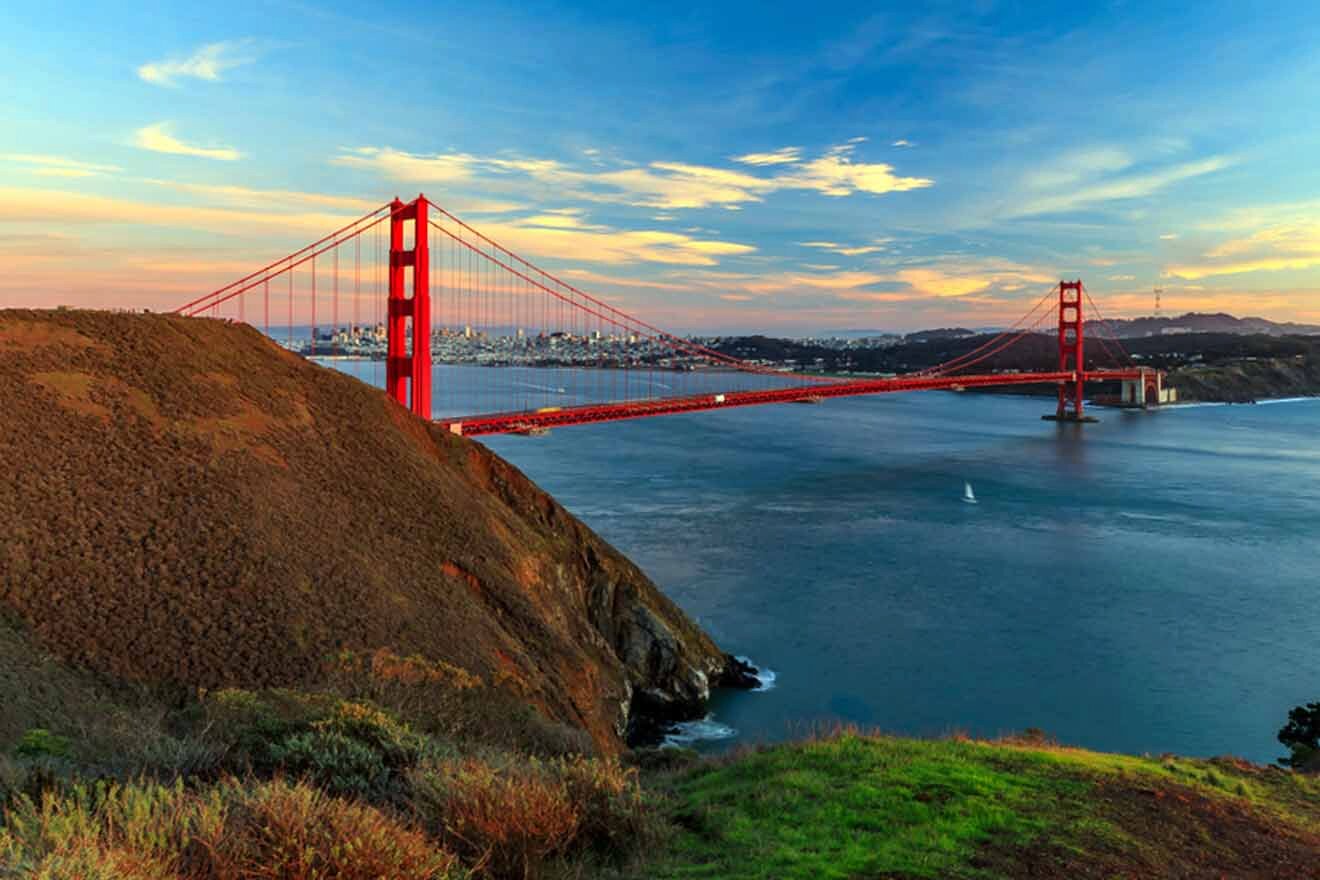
[
  {"x1": 583, "y1": 551, "x2": 757, "y2": 742},
  {"x1": 0, "y1": 309, "x2": 747, "y2": 753}
]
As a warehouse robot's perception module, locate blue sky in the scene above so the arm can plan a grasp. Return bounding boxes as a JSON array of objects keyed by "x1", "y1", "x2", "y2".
[{"x1": 3, "y1": 0, "x2": 1320, "y2": 331}]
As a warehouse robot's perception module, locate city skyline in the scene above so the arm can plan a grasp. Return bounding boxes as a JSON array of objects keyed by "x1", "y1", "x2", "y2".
[{"x1": 4, "y1": 1, "x2": 1320, "y2": 332}]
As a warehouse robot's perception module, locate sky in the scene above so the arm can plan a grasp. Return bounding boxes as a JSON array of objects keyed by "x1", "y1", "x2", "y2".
[{"x1": 3, "y1": 0, "x2": 1320, "y2": 333}]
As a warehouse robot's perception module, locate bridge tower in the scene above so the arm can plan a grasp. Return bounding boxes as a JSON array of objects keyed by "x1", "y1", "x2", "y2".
[
  {"x1": 1050, "y1": 280, "x2": 1093, "y2": 422},
  {"x1": 387, "y1": 196, "x2": 431, "y2": 419}
]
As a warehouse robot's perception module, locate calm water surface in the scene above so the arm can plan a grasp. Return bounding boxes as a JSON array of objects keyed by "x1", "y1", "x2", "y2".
[{"x1": 330, "y1": 362, "x2": 1320, "y2": 763}]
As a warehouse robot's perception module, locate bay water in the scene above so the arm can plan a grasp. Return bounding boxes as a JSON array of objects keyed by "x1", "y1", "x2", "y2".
[{"x1": 329, "y1": 362, "x2": 1320, "y2": 763}]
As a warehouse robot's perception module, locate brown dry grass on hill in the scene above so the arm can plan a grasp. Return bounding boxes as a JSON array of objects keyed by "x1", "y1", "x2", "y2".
[{"x1": 0, "y1": 309, "x2": 725, "y2": 753}]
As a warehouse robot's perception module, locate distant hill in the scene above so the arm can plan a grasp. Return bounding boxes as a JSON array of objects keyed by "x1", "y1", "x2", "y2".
[
  {"x1": 0, "y1": 310, "x2": 745, "y2": 753},
  {"x1": 709, "y1": 328, "x2": 1320, "y2": 401},
  {"x1": 1091, "y1": 312, "x2": 1320, "y2": 338},
  {"x1": 903, "y1": 327, "x2": 977, "y2": 343}
]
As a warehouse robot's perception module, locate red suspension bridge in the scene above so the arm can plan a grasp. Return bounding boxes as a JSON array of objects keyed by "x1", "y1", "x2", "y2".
[{"x1": 175, "y1": 195, "x2": 1162, "y2": 436}]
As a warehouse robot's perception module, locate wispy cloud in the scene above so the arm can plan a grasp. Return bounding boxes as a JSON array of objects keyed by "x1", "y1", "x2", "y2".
[
  {"x1": 1009, "y1": 151, "x2": 1232, "y2": 218},
  {"x1": 138, "y1": 40, "x2": 257, "y2": 86},
  {"x1": 433, "y1": 210, "x2": 755, "y2": 267},
  {"x1": 0, "y1": 187, "x2": 360, "y2": 235},
  {"x1": 731, "y1": 147, "x2": 802, "y2": 166},
  {"x1": 891, "y1": 139, "x2": 915, "y2": 148},
  {"x1": 0, "y1": 154, "x2": 121, "y2": 178},
  {"x1": 334, "y1": 141, "x2": 933, "y2": 211},
  {"x1": 133, "y1": 123, "x2": 242, "y2": 161},
  {"x1": 1022, "y1": 147, "x2": 1133, "y2": 190},
  {"x1": 799, "y1": 239, "x2": 890, "y2": 257},
  {"x1": 140, "y1": 179, "x2": 376, "y2": 211}
]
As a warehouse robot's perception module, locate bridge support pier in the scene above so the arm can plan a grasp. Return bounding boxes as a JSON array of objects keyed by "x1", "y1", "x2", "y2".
[
  {"x1": 1043, "y1": 280, "x2": 1098, "y2": 422},
  {"x1": 387, "y1": 196, "x2": 431, "y2": 419},
  {"x1": 1120, "y1": 368, "x2": 1176, "y2": 408}
]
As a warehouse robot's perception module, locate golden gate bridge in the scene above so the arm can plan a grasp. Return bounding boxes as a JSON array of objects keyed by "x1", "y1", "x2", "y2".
[{"x1": 174, "y1": 194, "x2": 1161, "y2": 435}]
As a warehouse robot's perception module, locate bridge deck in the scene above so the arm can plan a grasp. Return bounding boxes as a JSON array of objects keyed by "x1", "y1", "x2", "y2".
[{"x1": 438, "y1": 369, "x2": 1144, "y2": 436}]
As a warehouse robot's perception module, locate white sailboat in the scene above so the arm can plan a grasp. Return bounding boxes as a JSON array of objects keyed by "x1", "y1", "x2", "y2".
[{"x1": 962, "y1": 481, "x2": 977, "y2": 504}]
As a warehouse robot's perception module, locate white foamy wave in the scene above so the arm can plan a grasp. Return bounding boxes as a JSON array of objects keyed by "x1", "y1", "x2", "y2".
[
  {"x1": 662, "y1": 716, "x2": 738, "y2": 747},
  {"x1": 737, "y1": 655, "x2": 777, "y2": 692},
  {"x1": 1256, "y1": 397, "x2": 1320, "y2": 406}
]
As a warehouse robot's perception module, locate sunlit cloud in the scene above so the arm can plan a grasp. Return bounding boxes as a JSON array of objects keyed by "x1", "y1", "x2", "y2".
[
  {"x1": 332, "y1": 147, "x2": 475, "y2": 182},
  {"x1": 558, "y1": 268, "x2": 689, "y2": 290},
  {"x1": 1166, "y1": 219, "x2": 1320, "y2": 280},
  {"x1": 731, "y1": 147, "x2": 802, "y2": 166},
  {"x1": 1160, "y1": 232, "x2": 1179, "y2": 240},
  {"x1": 1108, "y1": 274, "x2": 1136, "y2": 281},
  {"x1": 134, "y1": 123, "x2": 242, "y2": 161},
  {"x1": 1, "y1": 154, "x2": 121, "y2": 178},
  {"x1": 138, "y1": 40, "x2": 257, "y2": 86},
  {"x1": 682, "y1": 259, "x2": 1051, "y2": 307},
  {"x1": 891, "y1": 139, "x2": 915, "y2": 148},
  {"x1": 433, "y1": 212, "x2": 755, "y2": 267},
  {"x1": 895, "y1": 268, "x2": 991, "y2": 298},
  {"x1": 334, "y1": 141, "x2": 933, "y2": 211},
  {"x1": 836, "y1": 291, "x2": 919, "y2": 303},
  {"x1": 776, "y1": 141, "x2": 933, "y2": 198}
]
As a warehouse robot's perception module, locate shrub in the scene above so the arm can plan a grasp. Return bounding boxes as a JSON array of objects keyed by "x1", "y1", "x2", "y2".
[
  {"x1": 408, "y1": 753, "x2": 654, "y2": 878},
  {"x1": 555, "y1": 756, "x2": 652, "y2": 856},
  {"x1": 411, "y1": 757, "x2": 580, "y2": 879},
  {"x1": 314, "y1": 700, "x2": 425, "y2": 768},
  {"x1": 199, "y1": 778, "x2": 460, "y2": 879},
  {"x1": 0, "y1": 777, "x2": 461, "y2": 880},
  {"x1": 13, "y1": 730, "x2": 71, "y2": 761},
  {"x1": 268, "y1": 729, "x2": 389, "y2": 798},
  {"x1": 325, "y1": 650, "x2": 591, "y2": 758},
  {"x1": 1278, "y1": 701, "x2": 1320, "y2": 770},
  {"x1": 197, "y1": 689, "x2": 428, "y2": 797}
]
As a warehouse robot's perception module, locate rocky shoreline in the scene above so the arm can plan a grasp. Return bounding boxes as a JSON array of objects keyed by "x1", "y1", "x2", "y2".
[{"x1": 625, "y1": 654, "x2": 761, "y2": 747}]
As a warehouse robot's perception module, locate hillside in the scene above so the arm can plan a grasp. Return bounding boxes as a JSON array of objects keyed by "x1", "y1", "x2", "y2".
[
  {"x1": 710, "y1": 331, "x2": 1320, "y2": 402},
  {"x1": 0, "y1": 309, "x2": 750, "y2": 754},
  {"x1": 638, "y1": 731, "x2": 1320, "y2": 879},
  {"x1": 1094, "y1": 312, "x2": 1320, "y2": 338}
]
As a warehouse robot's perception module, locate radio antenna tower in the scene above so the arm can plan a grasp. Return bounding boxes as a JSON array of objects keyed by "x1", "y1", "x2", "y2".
[{"x1": 1154, "y1": 287, "x2": 1163, "y2": 318}]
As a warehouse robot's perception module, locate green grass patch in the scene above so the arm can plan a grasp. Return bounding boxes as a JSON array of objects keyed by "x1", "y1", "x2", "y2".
[
  {"x1": 644, "y1": 734, "x2": 1112, "y2": 879},
  {"x1": 640, "y1": 733, "x2": 1320, "y2": 880}
]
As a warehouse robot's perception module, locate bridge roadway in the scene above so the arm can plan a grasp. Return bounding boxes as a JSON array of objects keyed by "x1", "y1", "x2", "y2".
[{"x1": 438, "y1": 368, "x2": 1145, "y2": 436}]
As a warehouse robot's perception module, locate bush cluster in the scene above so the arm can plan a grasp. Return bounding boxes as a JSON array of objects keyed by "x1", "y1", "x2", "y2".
[
  {"x1": 0, "y1": 777, "x2": 460, "y2": 879},
  {"x1": 410, "y1": 754, "x2": 653, "y2": 879},
  {"x1": 2, "y1": 691, "x2": 657, "y2": 880}
]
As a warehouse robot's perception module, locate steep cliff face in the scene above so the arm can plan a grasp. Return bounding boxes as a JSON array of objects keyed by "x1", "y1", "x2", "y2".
[{"x1": 0, "y1": 310, "x2": 742, "y2": 752}]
